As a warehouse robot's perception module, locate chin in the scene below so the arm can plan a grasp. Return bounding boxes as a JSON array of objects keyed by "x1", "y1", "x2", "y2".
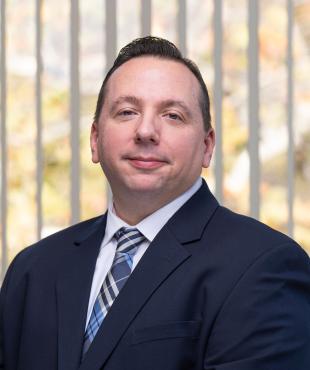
[
  {"x1": 125, "y1": 177, "x2": 164, "y2": 194},
  {"x1": 128, "y1": 183, "x2": 162, "y2": 194}
]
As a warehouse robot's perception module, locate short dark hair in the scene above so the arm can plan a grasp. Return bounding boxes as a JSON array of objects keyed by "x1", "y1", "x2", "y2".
[{"x1": 94, "y1": 36, "x2": 212, "y2": 131}]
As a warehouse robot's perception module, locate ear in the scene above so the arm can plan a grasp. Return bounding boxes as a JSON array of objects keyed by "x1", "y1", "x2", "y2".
[
  {"x1": 90, "y1": 122, "x2": 100, "y2": 163},
  {"x1": 202, "y1": 128, "x2": 215, "y2": 168}
]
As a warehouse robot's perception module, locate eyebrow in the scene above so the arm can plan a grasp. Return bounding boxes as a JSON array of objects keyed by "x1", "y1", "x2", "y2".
[
  {"x1": 158, "y1": 99, "x2": 193, "y2": 119},
  {"x1": 110, "y1": 96, "x2": 141, "y2": 114},
  {"x1": 109, "y1": 95, "x2": 193, "y2": 118}
]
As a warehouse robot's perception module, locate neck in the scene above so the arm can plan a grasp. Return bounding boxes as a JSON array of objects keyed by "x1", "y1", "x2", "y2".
[
  {"x1": 112, "y1": 194, "x2": 169, "y2": 225},
  {"x1": 110, "y1": 178, "x2": 201, "y2": 225}
]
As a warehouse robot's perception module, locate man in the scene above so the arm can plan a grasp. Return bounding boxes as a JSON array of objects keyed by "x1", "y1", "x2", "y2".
[{"x1": 0, "y1": 36, "x2": 309, "y2": 370}]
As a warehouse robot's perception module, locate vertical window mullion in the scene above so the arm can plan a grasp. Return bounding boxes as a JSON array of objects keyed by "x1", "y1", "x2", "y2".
[
  {"x1": 213, "y1": 0, "x2": 223, "y2": 203},
  {"x1": 141, "y1": 0, "x2": 152, "y2": 37},
  {"x1": 35, "y1": 0, "x2": 43, "y2": 239},
  {"x1": 287, "y1": 0, "x2": 294, "y2": 237},
  {"x1": 248, "y1": 0, "x2": 260, "y2": 219},
  {"x1": 70, "y1": 0, "x2": 80, "y2": 224},
  {"x1": 177, "y1": 0, "x2": 187, "y2": 56},
  {"x1": 105, "y1": 0, "x2": 117, "y2": 72},
  {"x1": 1, "y1": 0, "x2": 7, "y2": 280}
]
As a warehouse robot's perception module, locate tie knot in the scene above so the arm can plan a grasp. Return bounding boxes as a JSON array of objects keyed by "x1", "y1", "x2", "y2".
[{"x1": 114, "y1": 227, "x2": 145, "y2": 254}]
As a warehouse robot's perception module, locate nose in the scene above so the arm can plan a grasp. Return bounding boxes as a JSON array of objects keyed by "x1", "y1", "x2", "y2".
[{"x1": 134, "y1": 113, "x2": 159, "y2": 144}]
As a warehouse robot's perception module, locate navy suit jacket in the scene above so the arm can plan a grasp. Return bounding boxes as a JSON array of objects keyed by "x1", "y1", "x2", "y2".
[{"x1": 0, "y1": 181, "x2": 310, "y2": 370}]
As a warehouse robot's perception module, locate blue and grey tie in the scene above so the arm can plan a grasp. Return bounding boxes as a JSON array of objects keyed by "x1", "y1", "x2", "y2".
[{"x1": 82, "y1": 227, "x2": 145, "y2": 355}]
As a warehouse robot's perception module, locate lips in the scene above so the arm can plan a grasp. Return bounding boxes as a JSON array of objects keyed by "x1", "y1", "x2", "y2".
[{"x1": 125, "y1": 156, "x2": 168, "y2": 170}]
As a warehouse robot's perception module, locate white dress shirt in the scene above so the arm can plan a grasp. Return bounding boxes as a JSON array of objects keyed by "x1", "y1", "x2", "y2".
[{"x1": 85, "y1": 177, "x2": 203, "y2": 327}]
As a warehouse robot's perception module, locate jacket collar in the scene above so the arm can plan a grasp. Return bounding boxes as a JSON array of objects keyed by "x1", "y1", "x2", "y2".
[
  {"x1": 74, "y1": 179, "x2": 219, "y2": 247},
  {"x1": 167, "y1": 180, "x2": 219, "y2": 243},
  {"x1": 74, "y1": 215, "x2": 107, "y2": 246}
]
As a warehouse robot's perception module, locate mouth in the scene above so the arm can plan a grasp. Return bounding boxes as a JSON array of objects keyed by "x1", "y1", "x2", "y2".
[{"x1": 124, "y1": 156, "x2": 168, "y2": 170}]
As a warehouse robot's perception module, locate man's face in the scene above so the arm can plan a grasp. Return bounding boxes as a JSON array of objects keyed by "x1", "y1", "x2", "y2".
[{"x1": 91, "y1": 56, "x2": 214, "y2": 203}]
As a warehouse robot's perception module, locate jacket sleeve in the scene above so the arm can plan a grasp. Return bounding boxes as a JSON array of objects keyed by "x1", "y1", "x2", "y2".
[{"x1": 204, "y1": 243, "x2": 310, "y2": 370}]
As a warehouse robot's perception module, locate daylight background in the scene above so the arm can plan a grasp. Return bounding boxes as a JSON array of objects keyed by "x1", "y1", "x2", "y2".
[{"x1": 1, "y1": 0, "x2": 310, "y2": 279}]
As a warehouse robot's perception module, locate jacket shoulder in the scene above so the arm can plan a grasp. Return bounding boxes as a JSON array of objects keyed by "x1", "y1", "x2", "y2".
[
  {"x1": 215, "y1": 205, "x2": 298, "y2": 243},
  {"x1": 3, "y1": 215, "x2": 105, "y2": 285},
  {"x1": 206, "y1": 205, "x2": 308, "y2": 264}
]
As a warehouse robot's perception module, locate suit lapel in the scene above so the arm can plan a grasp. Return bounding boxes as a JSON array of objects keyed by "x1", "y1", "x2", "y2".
[
  {"x1": 167, "y1": 180, "x2": 219, "y2": 244},
  {"x1": 79, "y1": 181, "x2": 219, "y2": 370},
  {"x1": 57, "y1": 216, "x2": 106, "y2": 370},
  {"x1": 79, "y1": 227, "x2": 190, "y2": 370}
]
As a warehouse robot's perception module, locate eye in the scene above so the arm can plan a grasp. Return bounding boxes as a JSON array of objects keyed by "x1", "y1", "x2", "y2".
[
  {"x1": 165, "y1": 112, "x2": 183, "y2": 122},
  {"x1": 115, "y1": 109, "x2": 138, "y2": 121},
  {"x1": 118, "y1": 109, "x2": 136, "y2": 117}
]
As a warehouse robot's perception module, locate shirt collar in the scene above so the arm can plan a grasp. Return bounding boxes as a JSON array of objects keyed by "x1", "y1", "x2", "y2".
[{"x1": 103, "y1": 177, "x2": 203, "y2": 246}]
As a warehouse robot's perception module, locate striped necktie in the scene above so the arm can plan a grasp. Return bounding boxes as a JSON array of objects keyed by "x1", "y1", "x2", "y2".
[{"x1": 82, "y1": 227, "x2": 145, "y2": 355}]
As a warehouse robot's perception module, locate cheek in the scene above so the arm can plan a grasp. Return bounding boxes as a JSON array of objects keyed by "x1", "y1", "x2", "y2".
[
  {"x1": 98, "y1": 129, "x2": 129, "y2": 164},
  {"x1": 170, "y1": 133, "x2": 205, "y2": 159},
  {"x1": 99, "y1": 129, "x2": 117, "y2": 152},
  {"x1": 102, "y1": 125, "x2": 131, "y2": 146}
]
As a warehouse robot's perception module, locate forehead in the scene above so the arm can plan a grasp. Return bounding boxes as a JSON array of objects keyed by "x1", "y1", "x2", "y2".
[{"x1": 105, "y1": 56, "x2": 201, "y2": 105}]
